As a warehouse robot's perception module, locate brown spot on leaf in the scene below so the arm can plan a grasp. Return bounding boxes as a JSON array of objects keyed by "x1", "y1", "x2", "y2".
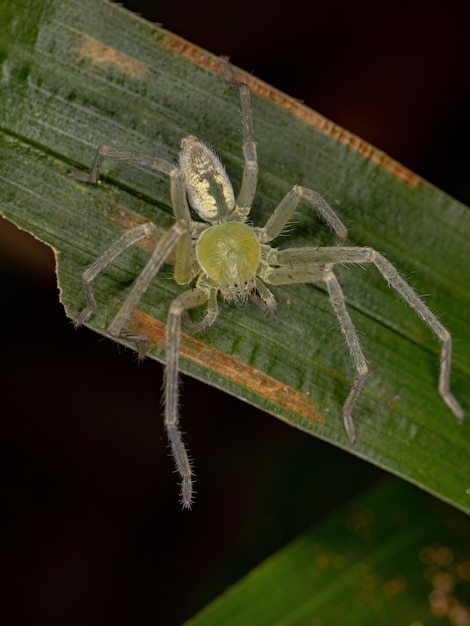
[
  {"x1": 77, "y1": 33, "x2": 150, "y2": 79},
  {"x1": 130, "y1": 308, "x2": 321, "y2": 425}
]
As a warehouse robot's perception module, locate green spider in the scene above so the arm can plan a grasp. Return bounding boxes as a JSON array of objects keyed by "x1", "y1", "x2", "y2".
[{"x1": 75, "y1": 67, "x2": 464, "y2": 508}]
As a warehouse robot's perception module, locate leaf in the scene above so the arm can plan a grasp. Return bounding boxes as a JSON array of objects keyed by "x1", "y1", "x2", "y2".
[
  {"x1": 0, "y1": 0, "x2": 469, "y2": 512},
  {"x1": 184, "y1": 478, "x2": 470, "y2": 625}
]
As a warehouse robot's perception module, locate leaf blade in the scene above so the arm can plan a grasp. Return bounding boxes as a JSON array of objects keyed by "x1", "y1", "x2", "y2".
[
  {"x1": 0, "y1": 0, "x2": 469, "y2": 512},
  {"x1": 184, "y1": 479, "x2": 470, "y2": 626}
]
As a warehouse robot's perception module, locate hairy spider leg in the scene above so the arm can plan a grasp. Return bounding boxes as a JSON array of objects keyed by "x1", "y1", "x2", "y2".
[
  {"x1": 325, "y1": 271, "x2": 368, "y2": 441},
  {"x1": 223, "y1": 68, "x2": 349, "y2": 244},
  {"x1": 166, "y1": 287, "x2": 212, "y2": 508},
  {"x1": 231, "y1": 83, "x2": 258, "y2": 221},
  {"x1": 257, "y1": 263, "x2": 365, "y2": 441},
  {"x1": 78, "y1": 222, "x2": 209, "y2": 509},
  {"x1": 261, "y1": 245, "x2": 464, "y2": 439},
  {"x1": 88, "y1": 145, "x2": 194, "y2": 286},
  {"x1": 221, "y1": 58, "x2": 258, "y2": 223},
  {"x1": 182, "y1": 282, "x2": 220, "y2": 334},
  {"x1": 89, "y1": 145, "x2": 192, "y2": 220},
  {"x1": 78, "y1": 142, "x2": 210, "y2": 504},
  {"x1": 258, "y1": 186, "x2": 349, "y2": 245},
  {"x1": 106, "y1": 220, "x2": 190, "y2": 347},
  {"x1": 75, "y1": 221, "x2": 164, "y2": 329}
]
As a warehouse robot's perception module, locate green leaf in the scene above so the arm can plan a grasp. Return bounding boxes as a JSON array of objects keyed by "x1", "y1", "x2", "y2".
[
  {"x1": 184, "y1": 478, "x2": 470, "y2": 625},
  {"x1": 0, "y1": 0, "x2": 469, "y2": 512}
]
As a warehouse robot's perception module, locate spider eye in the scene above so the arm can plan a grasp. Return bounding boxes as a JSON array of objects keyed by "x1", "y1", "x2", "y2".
[{"x1": 227, "y1": 277, "x2": 255, "y2": 299}]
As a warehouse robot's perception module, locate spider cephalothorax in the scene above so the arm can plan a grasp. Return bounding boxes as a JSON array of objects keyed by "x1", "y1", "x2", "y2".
[
  {"x1": 195, "y1": 221, "x2": 260, "y2": 301},
  {"x1": 75, "y1": 62, "x2": 464, "y2": 509}
]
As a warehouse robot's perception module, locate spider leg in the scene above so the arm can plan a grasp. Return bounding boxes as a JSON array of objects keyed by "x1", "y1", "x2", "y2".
[
  {"x1": 221, "y1": 59, "x2": 258, "y2": 223},
  {"x1": 233, "y1": 82, "x2": 258, "y2": 221},
  {"x1": 265, "y1": 245, "x2": 465, "y2": 424},
  {"x1": 88, "y1": 145, "x2": 192, "y2": 226},
  {"x1": 165, "y1": 287, "x2": 213, "y2": 508},
  {"x1": 324, "y1": 271, "x2": 368, "y2": 441},
  {"x1": 89, "y1": 145, "x2": 173, "y2": 182},
  {"x1": 249, "y1": 278, "x2": 277, "y2": 316},
  {"x1": 372, "y1": 251, "x2": 464, "y2": 420},
  {"x1": 182, "y1": 286, "x2": 219, "y2": 335},
  {"x1": 75, "y1": 221, "x2": 164, "y2": 328},
  {"x1": 261, "y1": 265, "x2": 365, "y2": 440},
  {"x1": 79, "y1": 141, "x2": 193, "y2": 353},
  {"x1": 258, "y1": 186, "x2": 348, "y2": 245},
  {"x1": 106, "y1": 220, "x2": 190, "y2": 356}
]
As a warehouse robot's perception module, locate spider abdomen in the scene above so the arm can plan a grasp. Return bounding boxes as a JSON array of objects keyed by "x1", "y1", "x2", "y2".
[
  {"x1": 196, "y1": 221, "x2": 260, "y2": 299},
  {"x1": 180, "y1": 136, "x2": 235, "y2": 222}
]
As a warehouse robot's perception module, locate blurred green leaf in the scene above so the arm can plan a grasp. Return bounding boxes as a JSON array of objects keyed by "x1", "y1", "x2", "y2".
[
  {"x1": 0, "y1": 0, "x2": 469, "y2": 512},
  {"x1": 185, "y1": 478, "x2": 470, "y2": 625}
]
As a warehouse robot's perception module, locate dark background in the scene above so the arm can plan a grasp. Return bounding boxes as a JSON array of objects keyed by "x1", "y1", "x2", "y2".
[{"x1": 1, "y1": 1, "x2": 469, "y2": 624}]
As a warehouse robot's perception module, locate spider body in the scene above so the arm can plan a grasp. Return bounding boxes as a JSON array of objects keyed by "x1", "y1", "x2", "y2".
[{"x1": 76, "y1": 66, "x2": 464, "y2": 509}]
